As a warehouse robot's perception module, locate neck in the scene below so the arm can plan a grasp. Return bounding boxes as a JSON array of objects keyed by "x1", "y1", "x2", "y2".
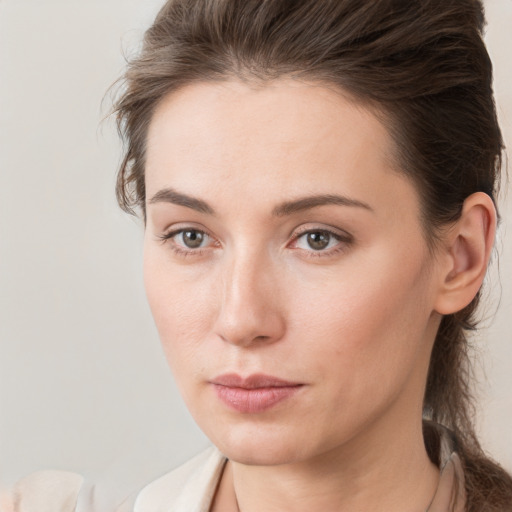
[{"x1": 217, "y1": 414, "x2": 439, "y2": 512}]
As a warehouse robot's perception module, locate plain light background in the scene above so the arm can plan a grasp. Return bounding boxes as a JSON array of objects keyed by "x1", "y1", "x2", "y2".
[{"x1": 0, "y1": 0, "x2": 511, "y2": 507}]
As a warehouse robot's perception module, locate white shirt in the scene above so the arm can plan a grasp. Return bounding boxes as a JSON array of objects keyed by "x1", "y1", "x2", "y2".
[{"x1": 4, "y1": 425, "x2": 465, "y2": 512}]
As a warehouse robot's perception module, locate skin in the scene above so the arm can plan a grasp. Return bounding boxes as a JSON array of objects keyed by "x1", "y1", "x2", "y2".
[{"x1": 143, "y1": 79, "x2": 495, "y2": 512}]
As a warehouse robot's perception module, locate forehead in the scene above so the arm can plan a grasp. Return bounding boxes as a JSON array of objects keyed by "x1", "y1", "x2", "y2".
[{"x1": 145, "y1": 79, "x2": 418, "y2": 220}]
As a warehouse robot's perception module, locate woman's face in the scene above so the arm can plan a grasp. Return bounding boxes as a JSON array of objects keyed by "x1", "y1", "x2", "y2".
[{"x1": 144, "y1": 80, "x2": 443, "y2": 466}]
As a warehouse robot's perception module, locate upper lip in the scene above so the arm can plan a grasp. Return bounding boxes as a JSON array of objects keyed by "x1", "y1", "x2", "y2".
[{"x1": 210, "y1": 373, "x2": 302, "y2": 389}]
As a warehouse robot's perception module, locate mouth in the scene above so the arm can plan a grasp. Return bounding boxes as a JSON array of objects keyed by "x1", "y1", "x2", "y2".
[{"x1": 209, "y1": 373, "x2": 304, "y2": 413}]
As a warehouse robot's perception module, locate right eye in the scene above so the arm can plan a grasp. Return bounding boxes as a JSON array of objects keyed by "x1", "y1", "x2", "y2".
[
  {"x1": 158, "y1": 227, "x2": 217, "y2": 256},
  {"x1": 173, "y1": 229, "x2": 209, "y2": 249}
]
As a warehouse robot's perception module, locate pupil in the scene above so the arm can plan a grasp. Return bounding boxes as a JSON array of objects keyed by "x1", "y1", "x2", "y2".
[
  {"x1": 183, "y1": 230, "x2": 204, "y2": 248},
  {"x1": 307, "y1": 231, "x2": 330, "y2": 250}
]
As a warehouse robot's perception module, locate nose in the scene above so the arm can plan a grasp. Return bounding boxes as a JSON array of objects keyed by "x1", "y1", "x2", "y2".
[{"x1": 212, "y1": 249, "x2": 286, "y2": 348}]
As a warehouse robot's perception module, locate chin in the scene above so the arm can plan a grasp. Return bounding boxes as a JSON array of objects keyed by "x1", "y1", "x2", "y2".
[
  {"x1": 204, "y1": 420, "x2": 318, "y2": 466},
  {"x1": 221, "y1": 441, "x2": 304, "y2": 467}
]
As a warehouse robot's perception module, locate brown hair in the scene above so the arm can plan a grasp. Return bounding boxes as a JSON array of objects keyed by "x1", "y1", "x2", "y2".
[{"x1": 114, "y1": 0, "x2": 512, "y2": 509}]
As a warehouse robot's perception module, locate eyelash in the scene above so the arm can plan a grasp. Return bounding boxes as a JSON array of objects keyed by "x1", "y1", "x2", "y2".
[
  {"x1": 157, "y1": 228, "x2": 215, "y2": 258},
  {"x1": 158, "y1": 226, "x2": 353, "y2": 259},
  {"x1": 289, "y1": 227, "x2": 353, "y2": 258}
]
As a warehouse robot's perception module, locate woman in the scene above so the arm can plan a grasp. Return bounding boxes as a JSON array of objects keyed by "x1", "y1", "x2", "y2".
[{"x1": 111, "y1": 0, "x2": 512, "y2": 511}]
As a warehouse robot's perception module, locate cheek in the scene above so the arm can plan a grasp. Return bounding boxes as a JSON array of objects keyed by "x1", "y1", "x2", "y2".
[
  {"x1": 143, "y1": 249, "x2": 216, "y2": 373},
  {"x1": 289, "y1": 249, "x2": 434, "y2": 388}
]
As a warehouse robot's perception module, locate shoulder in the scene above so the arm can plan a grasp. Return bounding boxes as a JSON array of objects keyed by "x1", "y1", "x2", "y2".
[
  {"x1": 134, "y1": 446, "x2": 227, "y2": 512},
  {"x1": 7, "y1": 470, "x2": 84, "y2": 512}
]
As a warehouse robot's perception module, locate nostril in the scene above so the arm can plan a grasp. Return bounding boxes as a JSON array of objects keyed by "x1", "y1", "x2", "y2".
[{"x1": 215, "y1": 323, "x2": 283, "y2": 347}]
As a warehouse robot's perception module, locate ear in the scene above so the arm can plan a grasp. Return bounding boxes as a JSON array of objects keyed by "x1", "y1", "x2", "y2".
[{"x1": 433, "y1": 192, "x2": 497, "y2": 315}]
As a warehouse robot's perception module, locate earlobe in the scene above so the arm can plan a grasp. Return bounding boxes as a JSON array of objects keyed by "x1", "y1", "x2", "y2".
[{"x1": 434, "y1": 192, "x2": 497, "y2": 315}]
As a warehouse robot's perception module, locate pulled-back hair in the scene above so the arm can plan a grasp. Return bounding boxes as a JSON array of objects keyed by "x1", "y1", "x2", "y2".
[{"x1": 114, "y1": 0, "x2": 512, "y2": 509}]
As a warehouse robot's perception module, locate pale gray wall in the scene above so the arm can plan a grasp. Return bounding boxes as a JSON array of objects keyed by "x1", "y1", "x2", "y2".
[{"x1": 0, "y1": 0, "x2": 510, "y2": 508}]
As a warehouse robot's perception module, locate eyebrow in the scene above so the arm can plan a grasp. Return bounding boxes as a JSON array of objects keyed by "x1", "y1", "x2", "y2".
[
  {"x1": 149, "y1": 188, "x2": 215, "y2": 215},
  {"x1": 272, "y1": 194, "x2": 373, "y2": 216},
  {"x1": 148, "y1": 188, "x2": 373, "y2": 216}
]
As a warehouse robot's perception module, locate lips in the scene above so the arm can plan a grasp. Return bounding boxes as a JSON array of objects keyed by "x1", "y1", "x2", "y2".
[{"x1": 210, "y1": 373, "x2": 304, "y2": 413}]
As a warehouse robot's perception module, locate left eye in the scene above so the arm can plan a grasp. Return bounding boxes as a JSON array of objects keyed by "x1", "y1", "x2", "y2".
[{"x1": 294, "y1": 230, "x2": 341, "y2": 251}]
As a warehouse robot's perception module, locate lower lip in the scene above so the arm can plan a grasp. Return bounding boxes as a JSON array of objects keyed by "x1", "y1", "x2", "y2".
[{"x1": 212, "y1": 384, "x2": 303, "y2": 413}]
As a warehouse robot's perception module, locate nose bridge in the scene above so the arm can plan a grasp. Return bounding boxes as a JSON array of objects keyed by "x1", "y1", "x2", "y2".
[
  {"x1": 227, "y1": 245, "x2": 263, "y2": 306},
  {"x1": 214, "y1": 244, "x2": 284, "y2": 346}
]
